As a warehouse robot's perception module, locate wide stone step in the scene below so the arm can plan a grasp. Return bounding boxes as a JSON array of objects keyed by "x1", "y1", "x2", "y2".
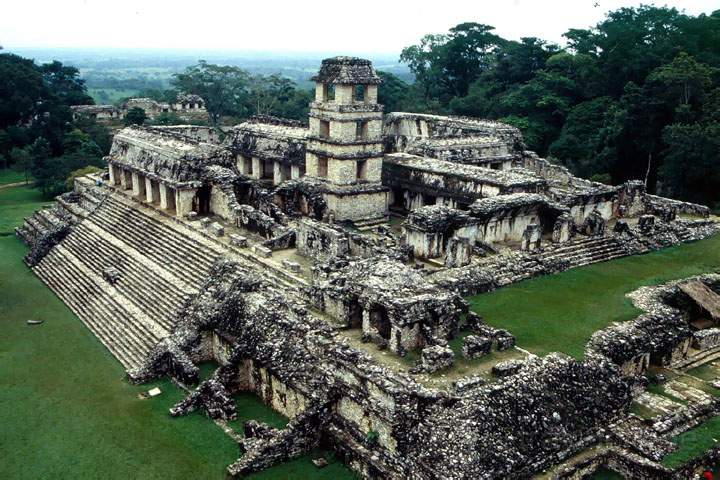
[
  {"x1": 48, "y1": 245, "x2": 164, "y2": 344},
  {"x1": 89, "y1": 210, "x2": 217, "y2": 286},
  {"x1": 61, "y1": 228, "x2": 184, "y2": 331},
  {"x1": 97, "y1": 198, "x2": 220, "y2": 265},
  {"x1": 75, "y1": 225, "x2": 190, "y2": 322},
  {"x1": 561, "y1": 245, "x2": 627, "y2": 265},
  {"x1": 33, "y1": 248, "x2": 157, "y2": 370}
]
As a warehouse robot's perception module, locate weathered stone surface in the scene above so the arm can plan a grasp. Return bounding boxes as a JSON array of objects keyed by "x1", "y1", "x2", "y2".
[
  {"x1": 413, "y1": 345, "x2": 454, "y2": 373},
  {"x1": 462, "y1": 335, "x2": 492, "y2": 359},
  {"x1": 492, "y1": 359, "x2": 525, "y2": 377}
]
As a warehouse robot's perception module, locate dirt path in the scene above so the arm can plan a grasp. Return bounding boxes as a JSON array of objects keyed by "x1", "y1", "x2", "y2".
[{"x1": 0, "y1": 181, "x2": 28, "y2": 190}]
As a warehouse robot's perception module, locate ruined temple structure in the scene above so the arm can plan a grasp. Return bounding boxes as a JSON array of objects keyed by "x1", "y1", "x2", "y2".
[
  {"x1": 17, "y1": 57, "x2": 720, "y2": 478},
  {"x1": 71, "y1": 93, "x2": 208, "y2": 123}
]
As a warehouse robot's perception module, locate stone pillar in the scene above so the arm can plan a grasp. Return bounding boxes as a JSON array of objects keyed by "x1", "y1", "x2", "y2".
[
  {"x1": 131, "y1": 172, "x2": 143, "y2": 197},
  {"x1": 176, "y1": 189, "x2": 196, "y2": 218},
  {"x1": 291, "y1": 164, "x2": 301, "y2": 180},
  {"x1": 145, "y1": 178, "x2": 154, "y2": 203},
  {"x1": 159, "y1": 183, "x2": 169, "y2": 210},
  {"x1": 273, "y1": 161, "x2": 282, "y2": 185},
  {"x1": 582, "y1": 210, "x2": 606, "y2": 237},
  {"x1": 119, "y1": 169, "x2": 129, "y2": 190},
  {"x1": 251, "y1": 157, "x2": 261, "y2": 180},
  {"x1": 552, "y1": 214, "x2": 573, "y2": 244},
  {"x1": 108, "y1": 164, "x2": 116, "y2": 185},
  {"x1": 521, "y1": 224, "x2": 542, "y2": 251}
]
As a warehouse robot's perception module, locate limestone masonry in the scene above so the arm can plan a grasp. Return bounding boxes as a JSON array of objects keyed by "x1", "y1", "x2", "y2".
[{"x1": 17, "y1": 57, "x2": 720, "y2": 478}]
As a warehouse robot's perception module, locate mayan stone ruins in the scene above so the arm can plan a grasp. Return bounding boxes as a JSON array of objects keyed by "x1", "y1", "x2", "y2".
[{"x1": 16, "y1": 56, "x2": 720, "y2": 478}]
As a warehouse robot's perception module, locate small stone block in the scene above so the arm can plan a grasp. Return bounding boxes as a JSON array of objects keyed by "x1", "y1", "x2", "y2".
[
  {"x1": 253, "y1": 245, "x2": 272, "y2": 258},
  {"x1": 200, "y1": 217, "x2": 212, "y2": 229},
  {"x1": 229, "y1": 234, "x2": 248, "y2": 248},
  {"x1": 282, "y1": 259, "x2": 301, "y2": 272},
  {"x1": 312, "y1": 458, "x2": 328, "y2": 468},
  {"x1": 186, "y1": 211, "x2": 198, "y2": 220},
  {"x1": 209, "y1": 222, "x2": 224, "y2": 237}
]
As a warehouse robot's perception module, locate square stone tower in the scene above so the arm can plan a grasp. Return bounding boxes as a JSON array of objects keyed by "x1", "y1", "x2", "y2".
[{"x1": 305, "y1": 57, "x2": 388, "y2": 225}]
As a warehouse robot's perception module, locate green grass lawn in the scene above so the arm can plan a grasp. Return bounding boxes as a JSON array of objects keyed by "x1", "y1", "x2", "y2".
[
  {"x1": 662, "y1": 415, "x2": 720, "y2": 468},
  {"x1": 0, "y1": 185, "x2": 48, "y2": 235},
  {"x1": 0, "y1": 168, "x2": 32, "y2": 186},
  {"x1": 592, "y1": 467, "x2": 625, "y2": 479},
  {"x1": 467, "y1": 234, "x2": 720, "y2": 359},
  {"x1": 0, "y1": 184, "x2": 354, "y2": 480}
]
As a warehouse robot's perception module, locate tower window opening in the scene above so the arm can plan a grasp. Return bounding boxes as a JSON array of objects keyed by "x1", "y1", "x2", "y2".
[
  {"x1": 318, "y1": 84, "x2": 329, "y2": 102},
  {"x1": 354, "y1": 85, "x2": 365, "y2": 103},
  {"x1": 356, "y1": 121, "x2": 369, "y2": 141},
  {"x1": 317, "y1": 157, "x2": 328, "y2": 178},
  {"x1": 319, "y1": 120, "x2": 330, "y2": 139},
  {"x1": 357, "y1": 159, "x2": 367, "y2": 180}
]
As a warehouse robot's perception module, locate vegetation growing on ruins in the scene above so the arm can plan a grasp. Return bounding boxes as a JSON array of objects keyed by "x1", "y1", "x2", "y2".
[
  {"x1": 0, "y1": 185, "x2": 355, "y2": 479},
  {"x1": 662, "y1": 415, "x2": 720, "y2": 468},
  {"x1": 468, "y1": 235, "x2": 720, "y2": 359},
  {"x1": 390, "y1": 6, "x2": 720, "y2": 208}
]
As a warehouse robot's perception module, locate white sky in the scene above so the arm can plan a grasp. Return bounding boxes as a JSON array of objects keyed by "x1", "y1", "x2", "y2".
[{"x1": 1, "y1": 0, "x2": 718, "y2": 54}]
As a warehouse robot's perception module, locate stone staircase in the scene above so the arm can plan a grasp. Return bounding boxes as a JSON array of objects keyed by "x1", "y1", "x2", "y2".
[
  {"x1": 30, "y1": 191, "x2": 227, "y2": 375},
  {"x1": 541, "y1": 235, "x2": 630, "y2": 268},
  {"x1": 479, "y1": 235, "x2": 633, "y2": 289},
  {"x1": 673, "y1": 345, "x2": 720, "y2": 370},
  {"x1": 26, "y1": 184, "x2": 314, "y2": 375}
]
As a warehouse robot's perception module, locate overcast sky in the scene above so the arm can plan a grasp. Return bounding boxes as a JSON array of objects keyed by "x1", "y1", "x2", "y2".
[{"x1": 1, "y1": 0, "x2": 718, "y2": 54}]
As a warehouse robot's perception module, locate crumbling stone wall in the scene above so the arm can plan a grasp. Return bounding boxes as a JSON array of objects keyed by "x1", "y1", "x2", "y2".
[
  {"x1": 587, "y1": 275, "x2": 720, "y2": 373},
  {"x1": 413, "y1": 354, "x2": 632, "y2": 479}
]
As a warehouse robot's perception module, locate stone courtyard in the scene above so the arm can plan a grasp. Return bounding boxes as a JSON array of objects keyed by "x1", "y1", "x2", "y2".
[{"x1": 16, "y1": 56, "x2": 720, "y2": 478}]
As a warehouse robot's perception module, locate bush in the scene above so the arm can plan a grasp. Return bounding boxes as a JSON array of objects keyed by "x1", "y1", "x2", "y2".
[
  {"x1": 65, "y1": 165, "x2": 103, "y2": 189},
  {"x1": 589, "y1": 173, "x2": 612, "y2": 185}
]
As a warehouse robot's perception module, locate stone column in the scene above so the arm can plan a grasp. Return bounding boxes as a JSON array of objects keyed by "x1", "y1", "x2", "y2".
[
  {"x1": 251, "y1": 157, "x2": 261, "y2": 180},
  {"x1": 145, "y1": 178, "x2": 154, "y2": 203},
  {"x1": 552, "y1": 214, "x2": 573, "y2": 243},
  {"x1": 119, "y1": 169, "x2": 129, "y2": 190},
  {"x1": 131, "y1": 172, "x2": 143, "y2": 197},
  {"x1": 291, "y1": 164, "x2": 301, "y2": 180},
  {"x1": 521, "y1": 224, "x2": 542, "y2": 251},
  {"x1": 108, "y1": 164, "x2": 116, "y2": 185},
  {"x1": 176, "y1": 189, "x2": 196, "y2": 218},
  {"x1": 159, "y1": 183, "x2": 169, "y2": 210},
  {"x1": 273, "y1": 161, "x2": 282, "y2": 185}
]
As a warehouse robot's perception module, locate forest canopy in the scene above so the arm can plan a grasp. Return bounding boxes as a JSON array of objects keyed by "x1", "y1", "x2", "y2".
[{"x1": 382, "y1": 6, "x2": 720, "y2": 208}]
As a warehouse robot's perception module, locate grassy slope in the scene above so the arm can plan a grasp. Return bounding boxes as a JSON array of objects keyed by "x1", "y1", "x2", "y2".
[
  {"x1": 467, "y1": 235, "x2": 720, "y2": 359},
  {"x1": 0, "y1": 168, "x2": 32, "y2": 186},
  {"x1": 0, "y1": 185, "x2": 354, "y2": 479}
]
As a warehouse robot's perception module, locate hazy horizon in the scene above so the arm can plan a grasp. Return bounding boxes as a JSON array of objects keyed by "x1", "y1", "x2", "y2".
[{"x1": 2, "y1": 0, "x2": 718, "y2": 55}]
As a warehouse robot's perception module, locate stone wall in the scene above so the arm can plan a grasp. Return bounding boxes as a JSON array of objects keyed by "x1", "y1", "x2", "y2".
[{"x1": 296, "y1": 218, "x2": 349, "y2": 261}]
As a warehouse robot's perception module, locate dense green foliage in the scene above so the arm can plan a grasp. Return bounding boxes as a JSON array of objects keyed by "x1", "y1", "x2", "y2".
[
  {"x1": 467, "y1": 234, "x2": 720, "y2": 359},
  {"x1": 140, "y1": 61, "x2": 313, "y2": 127},
  {"x1": 389, "y1": 7, "x2": 720, "y2": 208},
  {"x1": 0, "y1": 53, "x2": 109, "y2": 198},
  {"x1": 124, "y1": 106, "x2": 148, "y2": 126}
]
